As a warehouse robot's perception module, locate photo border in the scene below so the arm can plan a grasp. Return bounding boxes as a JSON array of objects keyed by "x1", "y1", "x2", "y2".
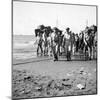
[{"x1": 11, "y1": 0, "x2": 98, "y2": 99}]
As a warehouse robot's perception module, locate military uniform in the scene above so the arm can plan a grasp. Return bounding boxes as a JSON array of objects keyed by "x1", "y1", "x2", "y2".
[
  {"x1": 64, "y1": 31, "x2": 71, "y2": 61},
  {"x1": 36, "y1": 36, "x2": 43, "y2": 56},
  {"x1": 51, "y1": 32, "x2": 59, "y2": 61}
]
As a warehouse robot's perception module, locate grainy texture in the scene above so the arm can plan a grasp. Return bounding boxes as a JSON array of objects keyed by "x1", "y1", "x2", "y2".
[{"x1": 12, "y1": 60, "x2": 97, "y2": 99}]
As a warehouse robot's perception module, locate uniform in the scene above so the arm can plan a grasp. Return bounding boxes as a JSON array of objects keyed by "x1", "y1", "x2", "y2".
[
  {"x1": 36, "y1": 36, "x2": 43, "y2": 56},
  {"x1": 51, "y1": 32, "x2": 59, "y2": 61},
  {"x1": 64, "y1": 32, "x2": 71, "y2": 61}
]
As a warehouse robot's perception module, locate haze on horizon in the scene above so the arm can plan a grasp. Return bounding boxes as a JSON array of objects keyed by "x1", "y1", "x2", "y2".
[{"x1": 13, "y1": 1, "x2": 97, "y2": 35}]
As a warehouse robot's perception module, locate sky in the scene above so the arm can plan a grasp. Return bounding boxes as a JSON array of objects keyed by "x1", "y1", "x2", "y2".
[{"x1": 13, "y1": 1, "x2": 97, "y2": 35}]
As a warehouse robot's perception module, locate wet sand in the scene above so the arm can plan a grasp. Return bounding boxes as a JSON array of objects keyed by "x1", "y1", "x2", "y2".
[{"x1": 12, "y1": 58, "x2": 97, "y2": 99}]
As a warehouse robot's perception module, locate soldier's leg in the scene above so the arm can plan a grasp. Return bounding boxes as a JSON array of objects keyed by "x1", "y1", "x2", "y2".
[
  {"x1": 85, "y1": 45, "x2": 89, "y2": 60},
  {"x1": 53, "y1": 45, "x2": 58, "y2": 61},
  {"x1": 52, "y1": 46, "x2": 55, "y2": 60},
  {"x1": 50, "y1": 44, "x2": 53, "y2": 56},
  {"x1": 69, "y1": 44, "x2": 72, "y2": 60},
  {"x1": 89, "y1": 47, "x2": 92, "y2": 60},
  {"x1": 67, "y1": 46, "x2": 70, "y2": 61},
  {"x1": 58, "y1": 45, "x2": 61, "y2": 56},
  {"x1": 40, "y1": 44, "x2": 43, "y2": 56},
  {"x1": 65, "y1": 44, "x2": 69, "y2": 60},
  {"x1": 37, "y1": 44, "x2": 39, "y2": 56},
  {"x1": 56, "y1": 45, "x2": 58, "y2": 60},
  {"x1": 66, "y1": 43, "x2": 71, "y2": 61}
]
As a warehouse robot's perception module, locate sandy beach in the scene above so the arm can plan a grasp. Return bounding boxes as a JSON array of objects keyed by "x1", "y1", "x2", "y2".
[
  {"x1": 12, "y1": 34, "x2": 97, "y2": 99},
  {"x1": 12, "y1": 57, "x2": 97, "y2": 99}
]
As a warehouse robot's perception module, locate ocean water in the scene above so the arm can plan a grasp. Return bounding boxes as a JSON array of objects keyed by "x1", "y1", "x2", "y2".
[{"x1": 13, "y1": 35, "x2": 37, "y2": 60}]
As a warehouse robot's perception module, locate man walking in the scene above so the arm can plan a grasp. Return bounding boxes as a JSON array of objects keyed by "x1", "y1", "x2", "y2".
[
  {"x1": 63, "y1": 27, "x2": 71, "y2": 61},
  {"x1": 51, "y1": 27, "x2": 59, "y2": 61}
]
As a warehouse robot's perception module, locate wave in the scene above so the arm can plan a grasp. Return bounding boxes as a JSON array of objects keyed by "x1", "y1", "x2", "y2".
[{"x1": 13, "y1": 40, "x2": 37, "y2": 48}]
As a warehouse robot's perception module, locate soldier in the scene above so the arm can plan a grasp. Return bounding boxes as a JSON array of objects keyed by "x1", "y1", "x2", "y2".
[
  {"x1": 36, "y1": 32, "x2": 43, "y2": 56},
  {"x1": 57, "y1": 30, "x2": 63, "y2": 56},
  {"x1": 63, "y1": 27, "x2": 71, "y2": 61},
  {"x1": 51, "y1": 27, "x2": 59, "y2": 61},
  {"x1": 35, "y1": 27, "x2": 44, "y2": 56}
]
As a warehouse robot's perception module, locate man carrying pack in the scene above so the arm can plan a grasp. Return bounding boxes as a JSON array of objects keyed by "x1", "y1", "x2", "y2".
[{"x1": 51, "y1": 27, "x2": 59, "y2": 61}]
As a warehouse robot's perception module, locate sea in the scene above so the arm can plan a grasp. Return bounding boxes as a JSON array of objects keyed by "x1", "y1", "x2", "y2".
[{"x1": 13, "y1": 35, "x2": 37, "y2": 60}]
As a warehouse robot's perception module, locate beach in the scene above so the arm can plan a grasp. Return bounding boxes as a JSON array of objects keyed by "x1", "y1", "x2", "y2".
[
  {"x1": 13, "y1": 57, "x2": 97, "y2": 99},
  {"x1": 12, "y1": 35, "x2": 97, "y2": 99}
]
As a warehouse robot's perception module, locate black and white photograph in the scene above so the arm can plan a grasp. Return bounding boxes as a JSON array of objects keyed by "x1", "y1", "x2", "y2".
[{"x1": 12, "y1": 0, "x2": 97, "y2": 99}]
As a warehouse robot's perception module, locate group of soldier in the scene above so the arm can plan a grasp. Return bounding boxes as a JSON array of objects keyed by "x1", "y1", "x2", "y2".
[{"x1": 34, "y1": 25, "x2": 97, "y2": 61}]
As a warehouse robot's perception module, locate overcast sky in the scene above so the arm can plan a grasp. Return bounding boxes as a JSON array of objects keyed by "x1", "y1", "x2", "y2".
[{"x1": 13, "y1": 1, "x2": 97, "y2": 35}]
